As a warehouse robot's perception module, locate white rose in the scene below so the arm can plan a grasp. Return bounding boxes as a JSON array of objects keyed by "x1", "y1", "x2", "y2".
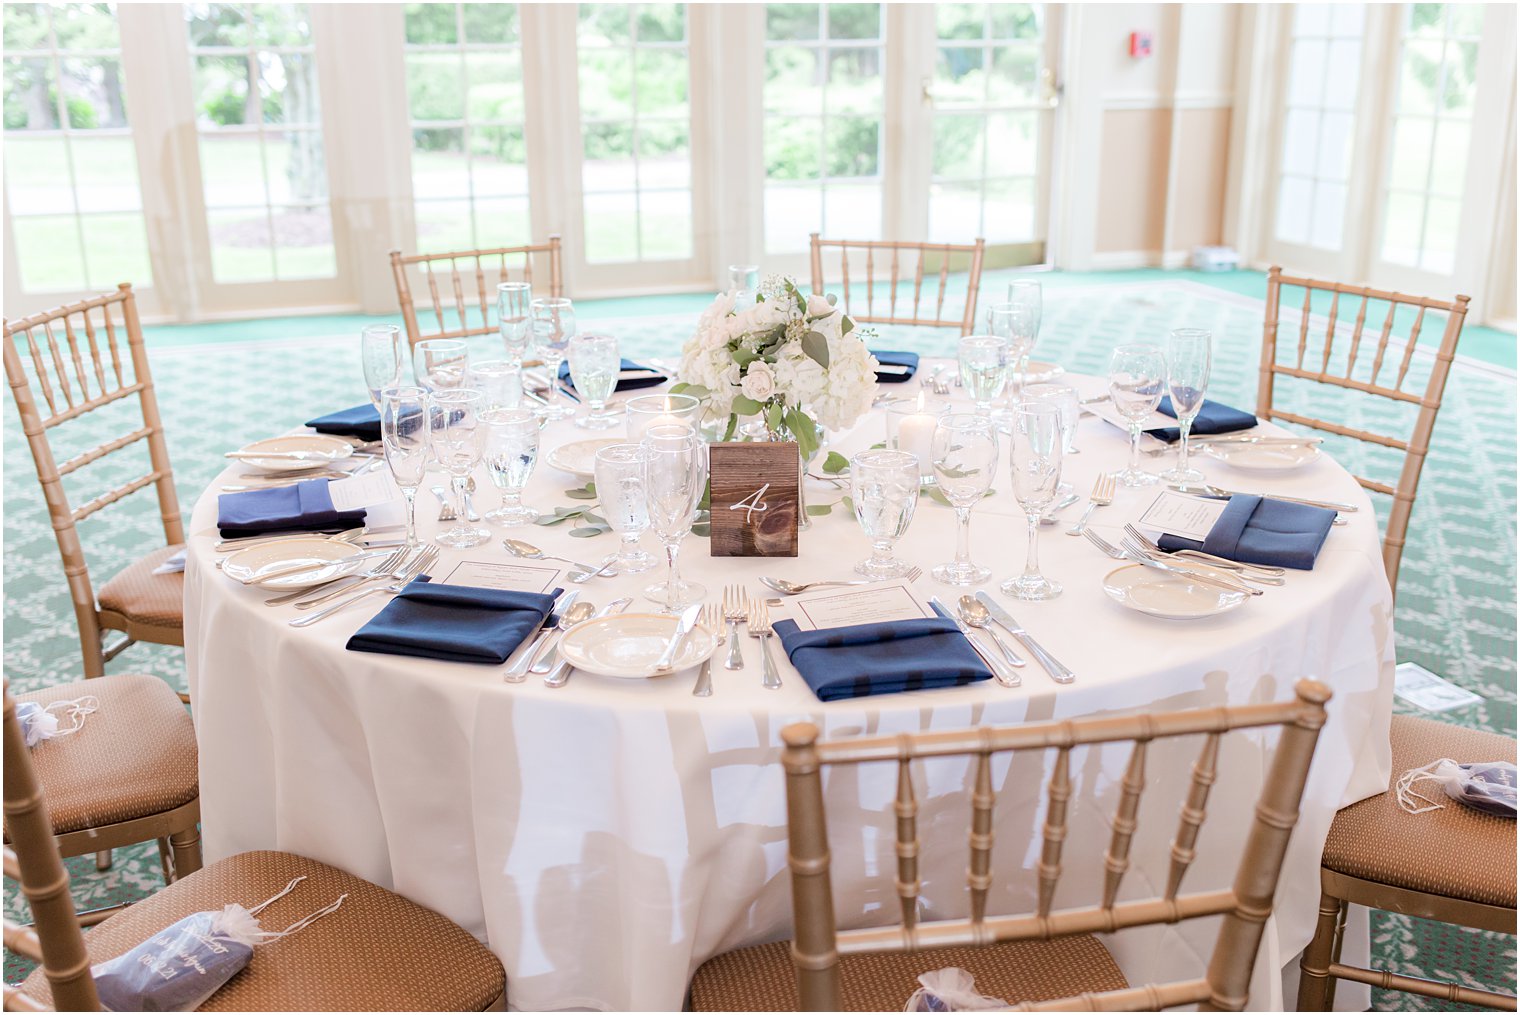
[
  {"x1": 740, "y1": 360, "x2": 776, "y2": 402},
  {"x1": 806, "y1": 294, "x2": 835, "y2": 319},
  {"x1": 750, "y1": 296, "x2": 791, "y2": 329}
]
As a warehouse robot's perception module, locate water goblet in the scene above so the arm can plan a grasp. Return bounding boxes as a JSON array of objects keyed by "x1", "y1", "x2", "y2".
[
  {"x1": 1002, "y1": 401, "x2": 1064, "y2": 601},
  {"x1": 568, "y1": 332, "x2": 621, "y2": 430},
  {"x1": 380, "y1": 385, "x2": 429, "y2": 548},
  {"x1": 958, "y1": 335, "x2": 1009, "y2": 418},
  {"x1": 625, "y1": 392, "x2": 702, "y2": 444},
  {"x1": 929, "y1": 413, "x2": 998, "y2": 586},
  {"x1": 1108, "y1": 343, "x2": 1167, "y2": 487},
  {"x1": 849, "y1": 449, "x2": 920, "y2": 579},
  {"x1": 481, "y1": 407, "x2": 540, "y2": 527},
  {"x1": 531, "y1": 297, "x2": 577, "y2": 421},
  {"x1": 429, "y1": 388, "x2": 490, "y2": 548},
  {"x1": 414, "y1": 338, "x2": 471, "y2": 392},
  {"x1": 497, "y1": 281, "x2": 532, "y2": 365},
  {"x1": 473, "y1": 359, "x2": 523, "y2": 411},
  {"x1": 361, "y1": 324, "x2": 404, "y2": 409},
  {"x1": 641, "y1": 423, "x2": 708, "y2": 611},
  {"x1": 1160, "y1": 328, "x2": 1212, "y2": 485},
  {"x1": 593, "y1": 443, "x2": 656, "y2": 575}
]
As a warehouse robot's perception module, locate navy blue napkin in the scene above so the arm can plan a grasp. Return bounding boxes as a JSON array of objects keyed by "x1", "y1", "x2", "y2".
[
  {"x1": 557, "y1": 358, "x2": 667, "y2": 392},
  {"x1": 1157, "y1": 494, "x2": 1335, "y2": 570},
  {"x1": 217, "y1": 478, "x2": 367, "y2": 538},
  {"x1": 346, "y1": 577, "x2": 563, "y2": 664},
  {"x1": 306, "y1": 403, "x2": 381, "y2": 442},
  {"x1": 773, "y1": 617, "x2": 992, "y2": 701},
  {"x1": 870, "y1": 349, "x2": 920, "y2": 383},
  {"x1": 1146, "y1": 397, "x2": 1258, "y2": 443}
]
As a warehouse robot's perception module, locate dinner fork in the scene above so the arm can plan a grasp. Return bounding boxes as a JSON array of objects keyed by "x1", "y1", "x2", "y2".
[
  {"x1": 1065, "y1": 473, "x2": 1116, "y2": 537},
  {"x1": 263, "y1": 545, "x2": 408, "y2": 607},
  {"x1": 290, "y1": 546, "x2": 425, "y2": 609},
  {"x1": 1083, "y1": 529, "x2": 1259, "y2": 596},
  {"x1": 759, "y1": 566, "x2": 922, "y2": 596},
  {"x1": 1122, "y1": 523, "x2": 1288, "y2": 582},
  {"x1": 692, "y1": 602, "x2": 723, "y2": 698},
  {"x1": 747, "y1": 599, "x2": 783, "y2": 690},
  {"x1": 288, "y1": 546, "x2": 438, "y2": 627},
  {"x1": 722, "y1": 585, "x2": 747, "y2": 670}
]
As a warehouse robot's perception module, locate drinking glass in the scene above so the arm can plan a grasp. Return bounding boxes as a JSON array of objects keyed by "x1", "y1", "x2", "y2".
[
  {"x1": 641, "y1": 423, "x2": 707, "y2": 610},
  {"x1": 727, "y1": 264, "x2": 759, "y2": 302},
  {"x1": 988, "y1": 299, "x2": 1039, "y2": 396},
  {"x1": 957, "y1": 335, "x2": 1009, "y2": 417},
  {"x1": 849, "y1": 449, "x2": 920, "y2": 579},
  {"x1": 1108, "y1": 343, "x2": 1167, "y2": 487},
  {"x1": 1002, "y1": 402, "x2": 1064, "y2": 601},
  {"x1": 429, "y1": 388, "x2": 490, "y2": 548},
  {"x1": 380, "y1": 385, "x2": 429, "y2": 548},
  {"x1": 929, "y1": 414, "x2": 998, "y2": 586},
  {"x1": 593, "y1": 443, "x2": 656, "y2": 575},
  {"x1": 1024, "y1": 381, "x2": 1080, "y2": 496},
  {"x1": 1160, "y1": 328, "x2": 1212, "y2": 485},
  {"x1": 361, "y1": 324, "x2": 404, "y2": 409},
  {"x1": 497, "y1": 281, "x2": 532, "y2": 364},
  {"x1": 625, "y1": 392, "x2": 701, "y2": 444},
  {"x1": 413, "y1": 338, "x2": 471, "y2": 392},
  {"x1": 531, "y1": 297, "x2": 577, "y2": 421},
  {"x1": 568, "y1": 332, "x2": 621, "y2": 429},
  {"x1": 473, "y1": 359, "x2": 523, "y2": 410},
  {"x1": 481, "y1": 407, "x2": 540, "y2": 527}
]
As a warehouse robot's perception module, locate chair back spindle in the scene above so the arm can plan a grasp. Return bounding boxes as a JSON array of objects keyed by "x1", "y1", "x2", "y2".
[
  {"x1": 808, "y1": 234, "x2": 986, "y2": 336},
  {"x1": 389, "y1": 237, "x2": 563, "y2": 349}
]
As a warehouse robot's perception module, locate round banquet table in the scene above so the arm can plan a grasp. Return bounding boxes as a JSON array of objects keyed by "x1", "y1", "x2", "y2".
[{"x1": 184, "y1": 364, "x2": 1395, "y2": 1012}]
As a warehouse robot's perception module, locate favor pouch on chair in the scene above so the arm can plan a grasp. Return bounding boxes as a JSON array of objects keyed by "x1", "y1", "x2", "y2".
[
  {"x1": 1397, "y1": 759, "x2": 1518, "y2": 818},
  {"x1": 217, "y1": 478, "x2": 368, "y2": 538},
  {"x1": 1156, "y1": 494, "x2": 1334, "y2": 570},
  {"x1": 15, "y1": 696, "x2": 98, "y2": 748},
  {"x1": 1145, "y1": 397, "x2": 1258, "y2": 443},
  {"x1": 905, "y1": 968, "x2": 1007, "y2": 1012}
]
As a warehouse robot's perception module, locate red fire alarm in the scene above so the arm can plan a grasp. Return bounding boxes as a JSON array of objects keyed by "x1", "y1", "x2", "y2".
[{"x1": 1129, "y1": 31, "x2": 1153, "y2": 58}]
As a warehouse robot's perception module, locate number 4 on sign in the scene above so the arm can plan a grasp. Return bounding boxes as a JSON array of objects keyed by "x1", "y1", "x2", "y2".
[{"x1": 731, "y1": 483, "x2": 770, "y2": 524}]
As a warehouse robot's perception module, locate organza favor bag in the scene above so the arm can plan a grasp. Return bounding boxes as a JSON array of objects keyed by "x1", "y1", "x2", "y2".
[{"x1": 1397, "y1": 759, "x2": 1518, "y2": 818}]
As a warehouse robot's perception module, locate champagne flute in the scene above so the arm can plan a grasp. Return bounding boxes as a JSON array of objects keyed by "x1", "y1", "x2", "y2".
[
  {"x1": 531, "y1": 297, "x2": 576, "y2": 421},
  {"x1": 929, "y1": 414, "x2": 998, "y2": 586},
  {"x1": 1160, "y1": 329, "x2": 1212, "y2": 485},
  {"x1": 361, "y1": 324, "x2": 404, "y2": 409},
  {"x1": 1024, "y1": 381, "x2": 1080, "y2": 495},
  {"x1": 1108, "y1": 343, "x2": 1167, "y2": 488},
  {"x1": 380, "y1": 385, "x2": 429, "y2": 548},
  {"x1": 568, "y1": 332, "x2": 621, "y2": 430},
  {"x1": 497, "y1": 281, "x2": 532, "y2": 365},
  {"x1": 481, "y1": 407, "x2": 540, "y2": 527},
  {"x1": 593, "y1": 443, "x2": 656, "y2": 575},
  {"x1": 642, "y1": 423, "x2": 707, "y2": 611},
  {"x1": 1002, "y1": 401, "x2": 1063, "y2": 601},
  {"x1": 957, "y1": 335, "x2": 1009, "y2": 418},
  {"x1": 850, "y1": 449, "x2": 920, "y2": 579},
  {"x1": 413, "y1": 338, "x2": 471, "y2": 392},
  {"x1": 429, "y1": 388, "x2": 490, "y2": 548}
]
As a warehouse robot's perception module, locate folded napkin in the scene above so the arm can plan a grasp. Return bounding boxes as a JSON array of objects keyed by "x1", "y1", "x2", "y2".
[
  {"x1": 557, "y1": 358, "x2": 667, "y2": 392},
  {"x1": 870, "y1": 349, "x2": 920, "y2": 383},
  {"x1": 773, "y1": 617, "x2": 992, "y2": 701},
  {"x1": 217, "y1": 478, "x2": 368, "y2": 538},
  {"x1": 346, "y1": 577, "x2": 563, "y2": 664},
  {"x1": 1157, "y1": 494, "x2": 1336, "y2": 570},
  {"x1": 306, "y1": 403, "x2": 381, "y2": 442},
  {"x1": 1146, "y1": 397, "x2": 1258, "y2": 443}
]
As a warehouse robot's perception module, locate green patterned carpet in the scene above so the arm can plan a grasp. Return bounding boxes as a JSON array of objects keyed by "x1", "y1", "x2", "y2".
[{"x1": 4, "y1": 279, "x2": 1514, "y2": 1008}]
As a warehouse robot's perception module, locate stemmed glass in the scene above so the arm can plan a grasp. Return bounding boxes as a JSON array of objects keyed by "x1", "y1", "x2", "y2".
[
  {"x1": 481, "y1": 407, "x2": 540, "y2": 527},
  {"x1": 593, "y1": 443, "x2": 656, "y2": 575},
  {"x1": 728, "y1": 264, "x2": 759, "y2": 302},
  {"x1": 642, "y1": 423, "x2": 707, "y2": 611},
  {"x1": 625, "y1": 392, "x2": 701, "y2": 444},
  {"x1": 531, "y1": 297, "x2": 577, "y2": 421},
  {"x1": 1002, "y1": 402, "x2": 1064, "y2": 601},
  {"x1": 414, "y1": 338, "x2": 471, "y2": 392},
  {"x1": 1160, "y1": 329, "x2": 1212, "y2": 485},
  {"x1": 1108, "y1": 344, "x2": 1167, "y2": 487},
  {"x1": 429, "y1": 388, "x2": 490, "y2": 548},
  {"x1": 497, "y1": 281, "x2": 532, "y2": 365},
  {"x1": 380, "y1": 385, "x2": 429, "y2": 548},
  {"x1": 849, "y1": 449, "x2": 920, "y2": 579},
  {"x1": 958, "y1": 335, "x2": 1009, "y2": 418},
  {"x1": 472, "y1": 360, "x2": 523, "y2": 411},
  {"x1": 930, "y1": 414, "x2": 998, "y2": 586},
  {"x1": 568, "y1": 332, "x2": 621, "y2": 429},
  {"x1": 361, "y1": 324, "x2": 404, "y2": 409},
  {"x1": 987, "y1": 299, "x2": 1038, "y2": 397}
]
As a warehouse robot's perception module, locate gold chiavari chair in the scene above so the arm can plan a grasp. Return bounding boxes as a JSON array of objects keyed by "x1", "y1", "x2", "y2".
[
  {"x1": 3, "y1": 284, "x2": 186, "y2": 683},
  {"x1": 809, "y1": 233, "x2": 987, "y2": 336},
  {"x1": 1258, "y1": 266, "x2": 1470, "y2": 594},
  {"x1": 1298, "y1": 715, "x2": 1517, "y2": 1011},
  {"x1": 2, "y1": 682, "x2": 509, "y2": 1013},
  {"x1": 389, "y1": 236, "x2": 563, "y2": 349},
  {"x1": 689, "y1": 680, "x2": 1332, "y2": 1011}
]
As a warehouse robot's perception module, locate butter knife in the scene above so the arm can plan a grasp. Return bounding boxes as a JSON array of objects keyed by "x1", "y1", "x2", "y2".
[
  {"x1": 929, "y1": 597, "x2": 1018, "y2": 688},
  {"x1": 655, "y1": 603, "x2": 703, "y2": 673},
  {"x1": 504, "y1": 590, "x2": 578, "y2": 683},
  {"x1": 974, "y1": 591, "x2": 1076, "y2": 685}
]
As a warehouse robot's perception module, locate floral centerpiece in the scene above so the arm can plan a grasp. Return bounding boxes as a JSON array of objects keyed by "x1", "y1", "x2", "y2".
[{"x1": 670, "y1": 276, "x2": 879, "y2": 462}]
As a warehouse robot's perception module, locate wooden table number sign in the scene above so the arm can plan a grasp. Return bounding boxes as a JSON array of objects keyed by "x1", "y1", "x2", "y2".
[{"x1": 708, "y1": 441, "x2": 800, "y2": 557}]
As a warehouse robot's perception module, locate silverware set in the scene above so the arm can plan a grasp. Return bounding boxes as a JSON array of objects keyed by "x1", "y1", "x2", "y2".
[
  {"x1": 288, "y1": 546, "x2": 440, "y2": 627},
  {"x1": 1083, "y1": 528, "x2": 1263, "y2": 597}
]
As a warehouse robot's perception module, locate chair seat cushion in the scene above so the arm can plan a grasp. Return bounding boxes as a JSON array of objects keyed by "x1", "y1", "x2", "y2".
[
  {"x1": 1323, "y1": 714, "x2": 1517, "y2": 908},
  {"x1": 688, "y1": 935, "x2": 1128, "y2": 1011},
  {"x1": 97, "y1": 544, "x2": 185, "y2": 632},
  {"x1": 8, "y1": 673, "x2": 197, "y2": 837},
  {"x1": 21, "y1": 850, "x2": 506, "y2": 1012}
]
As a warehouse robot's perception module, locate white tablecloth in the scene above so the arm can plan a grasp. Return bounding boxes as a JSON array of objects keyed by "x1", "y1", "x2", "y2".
[{"x1": 184, "y1": 367, "x2": 1394, "y2": 1011}]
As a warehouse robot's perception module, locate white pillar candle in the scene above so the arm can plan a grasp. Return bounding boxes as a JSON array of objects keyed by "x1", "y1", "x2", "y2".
[{"x1": 897, "y1": 413, "x2": 937, "y2": 478}]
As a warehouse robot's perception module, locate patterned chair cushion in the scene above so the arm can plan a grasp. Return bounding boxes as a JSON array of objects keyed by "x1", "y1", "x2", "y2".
[{"x1": 97, "y1": 544, "x2": 185, "y2": 632}]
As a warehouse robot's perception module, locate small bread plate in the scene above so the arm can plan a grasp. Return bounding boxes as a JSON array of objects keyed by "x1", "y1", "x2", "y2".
[
  {"x1": 1202, "y1": 441, "x2": 1321, "y2": 472},
  {"x1": 1102, "y1": 563, "x2": 1248, "y2": 620},
  {"x1": 232, "y1": 435, "x2": 355, "y2": 473},
  {"x1": 546, "y1": 438, "x2": 622, "y2": 479},
  {"x1": 1024, "y1": 361, "x2": 1066, "y2": 384},
  {"x1": 556, "y1": 613, "x2": 718, "y2": 678},
  {"x1": 221, "y1": 537, "x2": 369, "y2": 589}
]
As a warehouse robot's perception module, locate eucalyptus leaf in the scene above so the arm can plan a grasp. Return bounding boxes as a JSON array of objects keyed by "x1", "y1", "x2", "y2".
[
  {"x1": 765, "y1": 402, "x2": 784, "y2": 433},
  {"x1": 582, "y1": 511, "x2": 607, "y2": 526},
  {"x1": 841, "y1": 495, "x2": 854, "y2": 514},
  {"x1": 826, "y1": 293, "x2": 837, "y2": 306},
  {"x1": 800, "y1": 331, "x2": 830, "y2": 369},
  {"x1": 732, "y1": 395, "x2": 764, "y2": 417},
  {"x1": 925, "y1": 486, "x2": 953, "y2": 508},
  {"x1": 569, "y1": 525, "x2": 609, "y2": 538},
  {"x1": 804, "y1": 503, "x2": 833, "y2": 517},
  {"x1": 821, "y1": 451, "x2": 849, "y2": 475},
  {"x1": 691, "y1": 522, "x2": 711, "y2": 537},
  {"x1": 565, "y1": 487, "x2": 597, "y2": 501},
  {"x1": 841, "y1": 315, "x2": 855, "y2": 337}
]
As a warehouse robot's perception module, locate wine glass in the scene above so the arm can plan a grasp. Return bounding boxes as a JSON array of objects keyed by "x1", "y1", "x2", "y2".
[
  {"x1": 929, "y1": 414, "x2": 998, "y2": 586},
  {"x1": 1108, "y1": 343, "x2": 1167, "y2": 488},
  {"x1": 413, "y1": 338, "x2": 471, "y2": 392},
  {"x1": 497, "y1": 281, "x2": 532, "y2": 365},
  {"x1": 641, "y1": 423, "x2": 707, "y2": 611},
  {"x1": 481, "y1": 407, "x2": 540, "y2": 527},
  {"x1": 531, "y1": 297, "x2": 576, "y2": 421},
  {"x1": 625, "y1": 392, "x2": 701, "y2": 445},
  {"x1": 593, "y1": 443, "x2": 656, "y2": 575},
  {"x1": 1002, "y1": 401, "x2": 1063, "y2": 601},
  {"x1": 957, "y1": 335, "x2": 1009, "y2": 418},
  {"x1": 1160, "y1": 329, "x2": 1212, "y2": 485},
  {"x1": 380, "y1": 385, "x2": 429, "y2": 548},
  {"x1": 568, "y1": 332, "x2": 620, "y2": 430},
  {"x1": 849, "y1": 449, "x2": 920, "y2": 579},
  {"x1": 473, "y1": 359, "x2": 523, "y2": 411},
  {"x1": 429, "y1": 388, "x2": 490, "y2": 548},
  {"x1": 727, "y1": 264, "x2": 759, "y2": 302},
  {"x1": 361, "y1": 324, "x2": 404, "y2": 409}
]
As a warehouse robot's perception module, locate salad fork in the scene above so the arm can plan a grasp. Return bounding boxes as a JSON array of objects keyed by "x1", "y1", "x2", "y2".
[
  {"x1": 288, "y1": 546, "x2": 438, "y2": 627},
  {"x1": 1084, "y1": 529, "x2": 1259, "y2": 596},
  {"x1": 747, "y1": 599, "x2": 782, "y2": 690},
  {"x1": 1122, "y1": 523, "x2": 1287, "y2": 582},
  {"x1": 692, "y1": 602, "x2": 723, "y2": 697},
  {"x1": 264, "y1": 545, "x2": 408, "y2": 607},
  {"x1": 1066, "y1": 473, "x2": 1116, "y2": 536},
  {"x1": 722, "y1": 586, "x2": 747, "y2": 670}
]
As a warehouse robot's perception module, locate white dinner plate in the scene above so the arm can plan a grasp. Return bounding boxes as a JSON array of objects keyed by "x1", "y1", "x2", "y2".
[
  {"x1": 547, "y1": 438, "x2": 622, "y2": 478},
  {"x1": 1101, "y1": 564, "x2": 1249, "y2": 620},
  {"x1": 1024, "y1": 360, "x2": 1066, "y2": 384},
  {"x1": 1202, "y1": 441, "x2": 1322, "y2": 472},
  {"x1": 235, "y1": 435, "x2": 355, "y2": 473},
  {"x1": 557, "y1": 613, "x2": 719, "y2": 677},
  {"x1": 221, "y1": 537, "x2": 368, "y2": 589}
]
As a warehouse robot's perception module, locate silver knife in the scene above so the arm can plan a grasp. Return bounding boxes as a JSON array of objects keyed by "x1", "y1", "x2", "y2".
[
  {"x1": 654, "y1": 603, "x2": 703, "y2": 673},
  {"x1": 504, "y1": 590, "x2": 579, "y2": 683},
  {"x1": 545, "y1": 597, "x2": 632, "y2": 687},
  {"x1": 929, "y1": 597, "x2": 1018, "y2": 688},
  {"x1": 974, "y1": 591, "x2": 1076, "y2": 685}
]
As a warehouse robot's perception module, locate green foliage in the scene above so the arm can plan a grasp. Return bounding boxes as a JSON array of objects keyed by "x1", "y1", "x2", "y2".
[
  {"x1": 564, "y1": 481, "x2": 598, "y2": 501},
  {"x1": 821, "y1": 451, "x2": 849, "y2": 475},
  {"x1": 800, "y1": 330, "x2": 829, "y2": 368},
  {"x1": 202, "y1": 89, "x2": 245, "y2": 127},
  {"x1": 405, "y1": 2, "x2": 457, "y2": 44},
  {"x1": 731, "y1": 394, "x2": 764, "y2": 417}
]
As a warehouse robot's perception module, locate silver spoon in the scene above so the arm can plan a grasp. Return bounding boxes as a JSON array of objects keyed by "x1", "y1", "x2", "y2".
[
  {"x1": 528, "y1": 600, "x2": 596, "y2": 674},
  {"x1": 545, "y1": 597, "x2": 632, "y2": 687},
  {"x1": 958, "y1": 595, "x2": 1026, "y2": 668},
  {"x1": 502, "y1": 538, "x2": 597, "y2": 575}
]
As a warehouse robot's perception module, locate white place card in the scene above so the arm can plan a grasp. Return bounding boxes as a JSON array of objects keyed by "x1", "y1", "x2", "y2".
[
  {"x1": 1394, "y1": 662, "x2": 1484, "y2": 713},
  {"x1": 438, "y1": 560, "x2": 561, "y2": 594},
  {"x1": 785, "y1": 581, "x2": 934, "y2": 632},
  {"x1": 1085, "y1": 400, "x2": 1175, "y2": 439},
  {"x1": 1137, "y1": 490, "x2": 1230, "y2": 541},
  {"x1": 327, "y1": 471, "x2": 401, "y2": 512}
]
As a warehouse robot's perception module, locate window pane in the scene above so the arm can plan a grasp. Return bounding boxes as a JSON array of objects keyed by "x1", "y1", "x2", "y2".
[
  {"x1": 988, "y1": 46, "x2": 1038, "y2": 105},
  {"x1": 1381, "y1": 191, "x2": 1424, "y2": 265},
  {"x1": 636, "y1": 3, "x2": 684, "y2": 42},
  {"x1": 411, "y1": 128, "x2": 468, "y2": 199},
  {"x1": 472, "y1": 196, "x2": 530, "y2": 248},
  {"x1": 1275, "y1": 176, "x2": 1313, "y2": 245},
  {"x1": 272, "y1": 203, "x2": 335, "y2": 279},
  {"x1": 765, "y1": 114, "x2": 821, "y2": 181},
  {"x1": 982, "y1": 176, "x2": 1036, "y2": 241},
  {"x1": 765, "y1": 46, "x2": 824, "y2": 115},
  {"x1": 767, "y1": 4, "x2": 819, "y2": 41},
  {"x1": 583, "y1": 191, "x2": 639, "y2": 263},
  {"x1": 933, "y1": 113, "x2": 983, "y2": 180},
  {"x1": 252, "y1": 5, "x2": 313, "y2": 47},
  {"x1": 415, "y1": 198, "x2": 474, "y2": 249},
  {"x1": 580, "y1": 4, "x2": 631, "y2": 44},
  {"x1": 406, "y1": 53, "x2": 463, "y2": 120},
  {"x1": 4, "y1": 136, "x2": 74, "y2": 213},
  {"x1": 822, "y1": 181, "x2": 881, "y2": 237},
  {"x1": 208, "y1": 207, "x2": 275, "y2": 282},
  {"x1": 936, "y1": 3, "x2": 984, "y2": 40},
  {"x1": 1442, "y1": 40, "x2": 1477, "y2": 115},
  {"x1": 582, "y1": 123, "x2": 637, "y2": 192},
  {"x1": 986, "y1": 110, "x2": 1036, "y2": 176},
  {"x1": 1388, "y1": 118, "x2": 1432, "y2": 191},
  {"x1": 763, "y1": 182, "x2": 823, "y2": 252},
  {"x1": 1430, "y1": 118, "x2": 1470, "y2": 196},
  {"x1": 1309, "y1": 181, "x2": 1347, "y2": 249},
  {"x1": 1398, "y1": 40, "x2": 1442, "y2": 115},
  {"x1": 260, "y1": 51, "x2": 322, "y2": 127},
  {"x1": 13, "y1": 215, "x2": 87, "y2": 290},
  {"x1": 1322, "y1": 39, "x2": 1361, "y2": 112},
  {"x1": 635, "y1": 49, "x2": 688, "y2": 118},
  {"x1": 185, "y1": 3, "x2": 248, "y2": 48},
  {"x1": 194, "y1": 54, "x2": 253, "y2": 128},
  {"x1": 827, "y1": 3, "x2": 879, "y2": 40},
  {"x1": 198, "y1": 134, "x2": 266, "y2": 208},
  {"x1": 4, "y1": 4, "x2": 52, "y2": 50},
  {"x1": 470, "y1": 129, "x2": 527, "y2": 194},
  {"x1": 988, "y1": 4, "x2": 1038, "y2": 40},
  {"x1": 1316, "y1": 110, "x2": 1354, "y2": 181},
  {"x1": 70, "y1": 136, "x2": 142, "y2": 212},
  {"x1": 81, "y1": 213, "x2": 152, "y2": 288},
  {"x1": 929, "y1": 181, "x2": 983, "y2": 242},
  {"x1": 1421, "y1": 195, "x2": 1460, "y2": 272},
  {"x1": 1293, "y1": 3, "x2": 1330, "y2": 36},
  {"x1": 828, "y1": 48, "x2": 880, "y2": 113},
  {"x1": 406, "y1": 2, "x2": 457, "y2": 45},
  {"x1": 579, "y1": 48, "x2": 633, "y2": 120},
  {"x1": 1287, "y1": 39, "x2": 1327, "y2": 107},
  {"x1": 1280, "y1": 108, "x2": 1319, "y2": 177},
  {"x1": 639, "y1": 189, "x2": 693, "y2": 259},
  {"x1": 1329, "y1": 3, "x2": 1364, "y2": 37},
  {"x1": 935, "y1": 47, "x2": 986, "y2": 107},
  {"x1": 5, "y1": 56, "x2": 60, "y2": 130},
  {"x1": 825, "y1": 116, "x2": 878, "y2": 177},
  {"x1": 465, "y1": 51, "x2": 524, "y2": 121},
  {"x1": 463, "y1": 3, "x2": 517, "y2": 44},
  {"x1": 1447, "y1": 4, "x2": 1484, "y2": 36},
  {"x1": 638, "y1": 120, "x2": 690, "y2": 187},
  {"x1": 264, "y1": 132, "x2": 328, "y2": 205},
  {"x1": 58, "y1": 56, "x2": 129, "y2": 129}
]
